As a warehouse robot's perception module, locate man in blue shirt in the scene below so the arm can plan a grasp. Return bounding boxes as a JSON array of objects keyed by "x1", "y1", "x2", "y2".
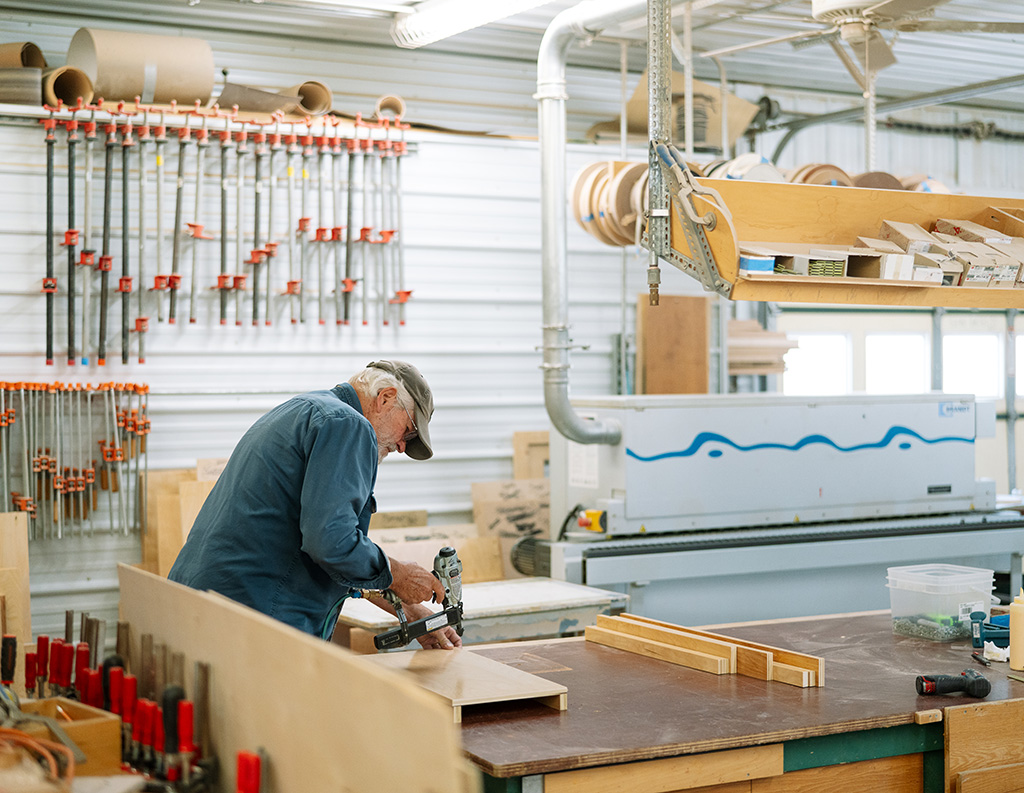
[{"x1": 169, "y1": 360, "x2": 461, "y2": 650}]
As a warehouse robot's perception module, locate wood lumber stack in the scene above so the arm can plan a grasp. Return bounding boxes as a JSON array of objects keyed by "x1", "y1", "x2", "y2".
[
  {"x1": 727, "y1": 319, "x2": 797, "y2": 376},
  {"x1": 585, "y1": 614, "x2": 824, "y2": 688}
]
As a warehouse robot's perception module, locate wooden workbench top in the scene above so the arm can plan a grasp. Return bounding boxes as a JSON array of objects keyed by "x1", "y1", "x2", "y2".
[{"x1": 463, "y1": 612, "x2": 1024, "y2": 778}]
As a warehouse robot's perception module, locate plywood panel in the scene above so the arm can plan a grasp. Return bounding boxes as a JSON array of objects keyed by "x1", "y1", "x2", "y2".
[
  {"x1": 117, "y1": 565, "x2": 479, "y2": 793},
  {"x1": 752, "y1": 754, "x2": 921, "y2": 793},
  {"x1": 513, "y1": 431, "x2": 549, "y2": 480},
  {"x1": 368, "y1": 535, "x2": 503, "y2": 584},
  {"x1": 177, "y1": 479, "x2": 217, "y2": 542},
  {"x1": 363, "y1": 648, "x2": 568, "y2": 722},
  {"x1": 0, "y1": 512, "x2": 31, "y2": 694},
  {"x1": 957, "y1": 762, "x2": 1024, "y2": 793},
  {"x1": 544, "y1": 743, "x2": 783, "y2": 793},
  {"x1": 636, "y1": 294, "x2": 712, "y2": 395},
  {"x1": 946, "y1": 699, "x2": 1024, "y2": 793}
]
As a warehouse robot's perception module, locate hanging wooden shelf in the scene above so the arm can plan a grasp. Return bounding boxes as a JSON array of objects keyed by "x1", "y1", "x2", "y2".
[{"x1": 669, "y1": 178, "x2": 1024, "y2": 308}]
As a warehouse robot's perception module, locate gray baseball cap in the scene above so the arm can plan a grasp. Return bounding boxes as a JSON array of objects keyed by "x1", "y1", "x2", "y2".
[{"x1": 367, "y1": 359, "x2": 434, "y2": 460}]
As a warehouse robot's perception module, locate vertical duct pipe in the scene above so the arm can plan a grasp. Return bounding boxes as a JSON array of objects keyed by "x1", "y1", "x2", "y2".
[{"x1": 537, "y1": 0, "x2": 651, "y2": 445}]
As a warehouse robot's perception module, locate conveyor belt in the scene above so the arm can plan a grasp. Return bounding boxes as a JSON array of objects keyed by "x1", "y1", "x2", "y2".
[{"x1": 580, "y1": 510, "x2": 1024, "y2": 559}]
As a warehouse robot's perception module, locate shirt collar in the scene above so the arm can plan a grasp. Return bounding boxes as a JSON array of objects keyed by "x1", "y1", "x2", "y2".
[{"x1": 332, "y1": 382, "x2": 363, "y2": 415}]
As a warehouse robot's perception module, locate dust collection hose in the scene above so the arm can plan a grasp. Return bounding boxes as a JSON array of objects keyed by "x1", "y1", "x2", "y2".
[
  {"x1": 44, "y1": 114, "x2": 56, "y2": 366},
  {"x1": 98, "y1": 121, "x2": 116, "y2": 366}
]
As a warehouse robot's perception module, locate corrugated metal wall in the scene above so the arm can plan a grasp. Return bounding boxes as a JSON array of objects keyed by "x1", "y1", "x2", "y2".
[{"x1": 4, "y1": 10, "x2": 1024, "y2": 642}]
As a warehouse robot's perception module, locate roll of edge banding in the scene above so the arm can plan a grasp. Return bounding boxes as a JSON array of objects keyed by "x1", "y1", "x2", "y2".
[
  {"x1": 280, "y1": 80, "x2": 332, "y2": 116},
  {"x1": 42, "y1": 66, "x2": 94, "y2": 107}
]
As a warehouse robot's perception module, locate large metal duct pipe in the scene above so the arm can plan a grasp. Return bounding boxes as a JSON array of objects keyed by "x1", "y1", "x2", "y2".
[{"x1": 538, "y1": 0, "x2": 650, "y2": 446}]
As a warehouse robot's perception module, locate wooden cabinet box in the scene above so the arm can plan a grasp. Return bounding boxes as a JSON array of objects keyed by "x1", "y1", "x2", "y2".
[{"x1": 20, "y1": 697, "x2": 121, "y2": 776}]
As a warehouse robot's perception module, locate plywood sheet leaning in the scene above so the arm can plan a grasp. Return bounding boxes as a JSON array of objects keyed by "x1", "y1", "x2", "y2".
[
  {"x1": 118, "y1": 565, "x2": 480, "y2": 793},
  {"x1": 587, "y1": 613, "x2": 823, "y2": 687},
  {"x1": 513, "y1": 431, "x2": 549, "y2": 480},
  {"x1": 364, "y1": 649, "x2": 567, "y2": 723},
  {"x1": 0, "y1": 512, "x2": 32, "y2": 696}
]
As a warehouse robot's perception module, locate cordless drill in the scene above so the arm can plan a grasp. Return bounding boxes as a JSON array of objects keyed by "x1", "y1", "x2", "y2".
[
  {"x1": 368, "y1": 546, "x2": 465, "y2": 651},
  {"x1": 916, "y1": 668, "x2": 991, "y2": 698}
]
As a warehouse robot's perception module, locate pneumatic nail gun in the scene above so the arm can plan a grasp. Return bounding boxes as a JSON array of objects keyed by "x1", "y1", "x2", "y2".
[{"x1": 361, "y1": 546, "x2": 464, "y2": 651}]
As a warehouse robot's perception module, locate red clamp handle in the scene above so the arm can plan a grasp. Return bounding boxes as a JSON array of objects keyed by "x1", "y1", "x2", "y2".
[
  {"x1": 232, "y1": 274, "x2": 248, "y2": 289},
  {"x1": 390, "y1": 289, "x2": 413, "y2": 305},
  {"x1": 62, "y1": 229, "x2": 80, "y2": 246},
  {"x1": 42, "y1": 277, "x2": 58, "y2": 294},
  {"x1": 245, "y1": 249, "x2": 267, "y2": 265},
  {"x1": 285, "y1": 280, "x2": 302, "y2": 295},
  {"x1": 98, "y1": 255, "x2": 113, "y2": 272},
  {"x1": 79, "y1": 250, "x2": 95, "y2": 267},
  {"x1": 117, "y1": 276, "x2": 133, "y2": 293},
  {"x1": 168, "y1": 274, "x2": 182, "y2": 289},
  {"x1": 84, "y1": 467, "x2": 96, "y2": 484},
  {"x1": 186, "y1": 222, "x2": 215, "y2": 240},
  {"x1": 341, "y1": 278, "x2": 358, "y2": 293},
  {"x1": 134, "y1": 317, "x2": 150, "y2": 333},
  {"x1": 358, "y1": 227, "x2": 373, "y2": 242},
  {"x1": 298, "y1": 217, "x2": 312, "y2": 232},
  {"x1": 152, "y1": 275, "x2": 168, "y2": 291},
  {"x1": 331, "y1": 227, "x2": 344, "y2": 241},
  {"x1": 264, "y1": 241, "x2": 279, "y2": 257},
  {"x1": 315, "y1": 227, "x2": 330, "y2": 242},
  {"x1": 215, "y1": 273, "x2": 234, "y2": 290},
  {"x1": 377, "y1": 229, "x2": 396, "y2": 243}
]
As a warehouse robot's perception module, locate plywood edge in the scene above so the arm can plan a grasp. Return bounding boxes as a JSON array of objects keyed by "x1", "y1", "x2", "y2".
[
  {"x1": 596, "y1": 614, "x2": 737, "y2": 669},
  {"x1": 584, "y1": 626, "x2": 729, "y2": 675}
]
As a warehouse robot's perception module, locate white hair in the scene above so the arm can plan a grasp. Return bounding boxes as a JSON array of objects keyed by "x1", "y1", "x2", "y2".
[{"x1": 349, "y1": 367, "x2": 414, "y2": 411}]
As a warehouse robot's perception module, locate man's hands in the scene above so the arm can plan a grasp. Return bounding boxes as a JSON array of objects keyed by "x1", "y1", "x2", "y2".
[
  {"x1": 369, "y1": 557, "x2": 461, "y2": 651},
  {"x1": 388, "y1": 557, "x2": 447, "y2": 605},
  {"x1": 403, "y1": 603, "x2": 463, "y2": 650}
]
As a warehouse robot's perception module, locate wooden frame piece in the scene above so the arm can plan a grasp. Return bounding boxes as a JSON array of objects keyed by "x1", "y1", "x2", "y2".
[
  {"x1": 584, "y1": 626, "x2": 730, "y2": 675},
  {"x1": 595, "y1": 615, "x2": 738, "y2": 671},
  {"x1": 946, "y1": 699, "x2": 1024, "y2": 793},
  {"x1": 598, "y1": 614, "x2": 824, "y2": 687}
]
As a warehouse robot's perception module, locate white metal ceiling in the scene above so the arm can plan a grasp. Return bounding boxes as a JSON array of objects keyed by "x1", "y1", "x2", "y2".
[{"x1": 6, "y1": 0, "x2": 1024, "y2": 113}]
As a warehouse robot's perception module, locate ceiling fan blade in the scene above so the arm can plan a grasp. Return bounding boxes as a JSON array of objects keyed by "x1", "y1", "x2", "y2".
[
  {"x1": 846, "y1": 27, "x2": 897, "y2": 71},
  {"x1": 700, "y1": 27, "x2": 837, "y2": 59},
  {"x1": 863, "y1": 0, "x2": 951, "y2": 20},
  {"x1": 890, "y1": 19, "x2": 1024, "y2": 34}
]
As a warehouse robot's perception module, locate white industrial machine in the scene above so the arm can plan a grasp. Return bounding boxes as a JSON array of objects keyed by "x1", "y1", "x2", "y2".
[{"x1": 529, "y1": 393, "x2": 1024, "y2": 625}]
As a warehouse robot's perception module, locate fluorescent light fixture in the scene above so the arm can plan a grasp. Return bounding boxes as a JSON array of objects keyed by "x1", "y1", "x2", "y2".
[{"x1": 391, "y1": 0, "x2": 550, "y2": 48}]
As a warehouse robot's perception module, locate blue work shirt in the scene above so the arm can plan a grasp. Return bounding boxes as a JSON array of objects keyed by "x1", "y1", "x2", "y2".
[{"x1": 168, "y1": 383, "x2": 392, "y2": 637}]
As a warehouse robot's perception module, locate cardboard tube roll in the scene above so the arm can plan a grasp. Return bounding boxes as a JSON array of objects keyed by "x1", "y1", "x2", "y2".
[
  {"x1": 374, "y1": 94, "x2": 406, "y2": 121},
  {"x1": 42, "y1": 66, "x2": 94, "y2": 107},
  {"x1": 280, "y1": 81, "x2": 332, "y2": 116},
  {"x1": 67, "y1": 27, "x2": 215, "y2": 104},
  {"x1": 0, "y1": 42, "x2": 47, "y2": 69},
  {"x1": 0, "y1": 67, "x2": 42, "y2": 105}
]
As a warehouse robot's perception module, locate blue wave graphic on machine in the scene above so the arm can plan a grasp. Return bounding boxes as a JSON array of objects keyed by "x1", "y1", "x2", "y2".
[{"x1": 626, "y1": 425, "x2": 973, "y2": 462}]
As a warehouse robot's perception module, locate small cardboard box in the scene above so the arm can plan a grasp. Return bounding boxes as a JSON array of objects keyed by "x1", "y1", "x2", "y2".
[
  {"x1": 19, "y1": 697, "x2": 121, "y2": 776},
  {"x1": 978, "y1": 206, "x2": 1024, "y2": 239},
  {"x1": 911, "y1": 252, "x2": 946, "y2": 283},
  {"x1": 933, "y1": 217, "x2": 1012, "y2": 245},
  {"x1": 855, "y1": 236, "x2": 906, "y2": 254},
  {"x1": 878, "y1": 220, "x2": 938, "y2": 254}
]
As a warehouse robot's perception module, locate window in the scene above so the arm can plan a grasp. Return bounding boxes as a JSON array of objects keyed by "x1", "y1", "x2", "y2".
[
  {"x1": 865, "y1": 334, "x2": 929, "y2": 394},
  {"x1": 782, "y1": 334, "x2": 851, "y2": 396},
  {"x1": 942, "y1": 334, "x2": 1001, "y2": 398}
]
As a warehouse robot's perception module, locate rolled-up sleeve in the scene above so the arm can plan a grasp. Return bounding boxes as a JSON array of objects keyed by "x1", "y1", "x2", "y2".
[{"x1": 297, "y1": 413, "x2": 392, "y2": 590}]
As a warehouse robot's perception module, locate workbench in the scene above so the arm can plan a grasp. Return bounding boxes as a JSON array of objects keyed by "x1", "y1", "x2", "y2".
[
  {"x1": 462, "y1": 611, "x2": 1024, "y2": 793},
  {"x1": 333, "y1": 577, "x2": 628, "y2": 652}
]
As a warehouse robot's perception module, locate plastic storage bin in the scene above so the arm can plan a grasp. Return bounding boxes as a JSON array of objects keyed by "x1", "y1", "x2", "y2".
[{"x1": 887, "y1": 563, "x2": 995, "y2": 641}]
